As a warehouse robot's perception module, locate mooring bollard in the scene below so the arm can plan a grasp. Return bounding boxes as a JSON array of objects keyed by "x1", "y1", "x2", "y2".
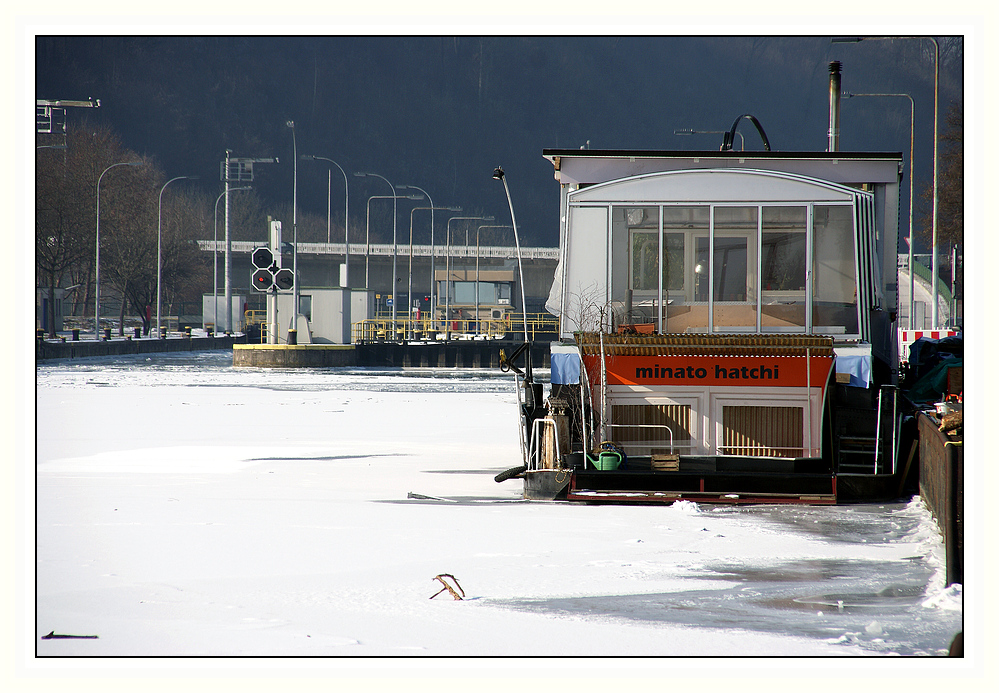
[
  {"x1": 103, "y1": 327, "x2": 111, "y2": 341},
  {"x1": 288, "y1": 328, "x2": 298, "y2": 345},
  {"x1": 71, "y1": 328, "x2": 79, "y2": 341},
  {"x1": 134, "y1": 327, "x2": 141, "y2": 339}
]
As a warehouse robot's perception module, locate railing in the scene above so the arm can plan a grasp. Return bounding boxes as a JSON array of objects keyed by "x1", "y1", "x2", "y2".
[
  {"x1": 603, "y1": 422, "x2": 683, "y2": 460},
  {"x1": 839, "y1": 384, "x2": 900, "y2": 476},
  {"x1": 351, "y1": 313, "x2": 559, "y2": 343},
  {"x1": 245, "y1": 309, "x2": 267, "y2": 326},
  {"x1": 197, "y1": 240, "x2": 560, "y2": 261},
  {"x1": 528, "y1": 418, "x2": 561, "y2": 471},
  {"x1": 874, "y1": 384, "x2": 899, "y2": 475}
]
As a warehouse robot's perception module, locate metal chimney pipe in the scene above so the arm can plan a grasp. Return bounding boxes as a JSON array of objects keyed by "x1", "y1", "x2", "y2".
[{"x1": 828, "y1": 61, "x2": 842, "y2": 152}]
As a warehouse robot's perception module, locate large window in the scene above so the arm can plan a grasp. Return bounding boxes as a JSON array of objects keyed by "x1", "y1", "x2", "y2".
[
  {"x1": 442, "y1": 280, "x2": 513, "y2": 306},
  {"x1": 709, "y1": 207, "x2": 756, "y2": 331},
  {"x1": 761, "y1": 206, "x2": 807, "y2": 331},
  {"x1": 602, "y1": 200, "x2": 859, "y2": 337},
  {"x1": 812, "y1": 205, "x2": 858, "y2": 334}
]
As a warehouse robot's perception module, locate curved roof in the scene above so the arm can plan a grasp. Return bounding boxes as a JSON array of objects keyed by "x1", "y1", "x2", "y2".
[{"x1": 567, "y1": 168, "x2": 866, "y2": 204}]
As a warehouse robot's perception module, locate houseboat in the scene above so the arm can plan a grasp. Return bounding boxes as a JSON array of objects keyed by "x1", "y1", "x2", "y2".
[{"x1": 498, "y1": 136, "x2": 916, "y2": 504}]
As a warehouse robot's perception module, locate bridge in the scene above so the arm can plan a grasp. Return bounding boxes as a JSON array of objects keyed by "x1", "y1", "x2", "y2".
[{"x1": 197, "y1": 240, "x2": 561, "y2": 312}]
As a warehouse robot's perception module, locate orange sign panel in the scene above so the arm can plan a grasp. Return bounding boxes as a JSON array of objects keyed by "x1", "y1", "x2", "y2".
[{"x1": 583, "y1": 354, "x2": 835, "y2": 388}]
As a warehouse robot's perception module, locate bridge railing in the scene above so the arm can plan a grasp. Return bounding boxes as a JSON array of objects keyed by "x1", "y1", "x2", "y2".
[{"x1": 351, "y1": 313, "x2": 558, "y2": 343}]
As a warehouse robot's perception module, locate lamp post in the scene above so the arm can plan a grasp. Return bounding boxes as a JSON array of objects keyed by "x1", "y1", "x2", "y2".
[
  {"x1": 213, "y1": 186, "x2": 251, "y2": 333},
  {"x1": 444, "y1": 216, "x2": 494, "y2": 339},
  {"x1": 354, "y1": 172, "x2": 396, "y2": 291},
  {"x1": 674, "y1": 128, "x2": 744, "y2": 151},
  {"x1": 357, "y1": 190, "x2": 423, "y2": 328},
  {"x1": 492, "y1": 166, "x2": 530, "y2": 344},
  {"x1": 354, "y1": 173, "x2": 424, "y2": 332},
  {"x1": 221, "y1": 152, "x2": 277, "y2": 333},
  {"x1": 475, "y1": 225, "x2": 513, "y2": 336},
  {"x1": 157, "y1": 175, "x2": 198, "y2": 339},
  {"x1": 94, "y1": 161, "x2": 142, "y2": 339},
  {"x1": 832, "y1": 35, "x2": 940, "y2": 327},
  {"x1": 286, "y1": 121, "x2": 299, "y2": 324},
  {"x1": 842, "y1": 91, "x2": 916, "y2": 329},
  {"x1": 301, "y1": 155, "x2": 349, "y2": 286},
  {"x1": 396, "y1": 185, "x2": 433, "y2": 328}
]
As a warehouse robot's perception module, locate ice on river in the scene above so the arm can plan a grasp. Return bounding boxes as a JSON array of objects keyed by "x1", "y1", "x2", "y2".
[{"x1": 30, "y1": 352, "x2": 963, "y2": 665}]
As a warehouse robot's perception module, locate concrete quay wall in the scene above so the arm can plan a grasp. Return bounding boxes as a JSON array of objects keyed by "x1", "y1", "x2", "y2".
[
  {"x1": 36, "y1": 334, "x2": 245, "y2": 361},
  {"x1": 232, "y1": 341, "x2": 551, "y2": 369},
  {"x1": 233, "y1": 344, "x2": 357, "y2": 368}
]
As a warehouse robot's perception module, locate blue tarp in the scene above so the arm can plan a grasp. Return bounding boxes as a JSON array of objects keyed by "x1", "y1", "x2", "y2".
[
  {"x1": 835, "y1": 353, "x2": 872, "y2": 388},
  {"x1": 551, "y1": 352, "x2": 580, "y2": 385}
]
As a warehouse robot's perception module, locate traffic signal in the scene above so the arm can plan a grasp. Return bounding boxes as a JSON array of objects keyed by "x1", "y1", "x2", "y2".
[
  {"x1": 251, "y1": 246, "x2": 275, "y2": 270},
  {"x1": 250, "y1": 245, "x2": 293, "y2": 292},
  {"x1": 252, "y1": 268, "x2": 274, "y2": 292},
  {"x1": 273, "y1": 268, "x2": 294, "y2": 291}
]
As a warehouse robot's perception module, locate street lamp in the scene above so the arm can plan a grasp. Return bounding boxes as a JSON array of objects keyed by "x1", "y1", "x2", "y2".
[
  {"x1": 157, "y1": 175, "x2": 199, "y2": 339},
  {"x1": 221, "y1": 151, "x2": 277, "y2": 333},
  {"x1": 842, "y1": 91, "x2": 916, "y2": 329},
  {"x1": 396, "y1": 185, "x2": 432, "y2": 328},
  {"x1": 832, "y1": 35, "x2": 940, "y2": 327},
  {"x1": 94, "y1": 161, "x2": 142, "y2": 339},
  {"x1": 492, "y1": 166, "x2": 530, "y2": 344},
  {"x1": 444, "y1": 215, "x2": 494, "y2": 339},
  {"x1": 674, "y1": 128, "x2": 744, "y2": 151},
  {"x1": 357, "y1": 190, "x2": 424, "y2": 326},
  {"x1": 301, "y1": 155, "x2": 349, "y2": 286},
  {"x1": 355, "y1": 173, "x2": 424, "y2": 331},
  {"x1": 213, "y1": 186, "x2": 251, "y2": 333},
  {"x1": 286, "y1": 121, "x2": 299, "y2": 324},
  {"x1": 354, "y1": 172, "x2": 396, "y2": 291}
]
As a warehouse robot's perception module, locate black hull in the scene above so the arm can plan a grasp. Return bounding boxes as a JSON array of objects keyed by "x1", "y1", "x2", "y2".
[
  {"x1": 523, "y1": 469, "x2": 571, "y2": 500},
  {"x1": 522, "y1": 460, "x2": 916, "y2": 505}
]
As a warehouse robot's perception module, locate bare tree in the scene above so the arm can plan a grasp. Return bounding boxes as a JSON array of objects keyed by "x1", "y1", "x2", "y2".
[
  {"x1": 36, "y1": 123, "x2": 214, "y2": 336},
  {"x1": 917, "y1": 101, "x2": 962, "y2": 249}
]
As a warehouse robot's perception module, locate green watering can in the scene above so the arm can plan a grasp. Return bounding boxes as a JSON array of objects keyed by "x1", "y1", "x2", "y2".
[{"x1": 586, "y1": 450, "x2": 622, "y2": 471}]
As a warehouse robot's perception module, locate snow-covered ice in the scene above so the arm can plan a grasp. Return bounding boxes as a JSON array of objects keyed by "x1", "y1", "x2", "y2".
[{"x1": 31, "y1": 351, "x2": 962, "y2": 664}]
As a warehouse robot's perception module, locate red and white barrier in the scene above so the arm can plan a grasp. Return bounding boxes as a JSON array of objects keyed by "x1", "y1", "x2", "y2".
[{"x1": 898, "y1": 329, "x2": 959, "y2": 362}]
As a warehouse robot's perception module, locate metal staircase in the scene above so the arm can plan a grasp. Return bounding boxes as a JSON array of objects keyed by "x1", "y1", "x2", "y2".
[{"x1": 837, "y1": 384, "x2": 899, "y2": 476}]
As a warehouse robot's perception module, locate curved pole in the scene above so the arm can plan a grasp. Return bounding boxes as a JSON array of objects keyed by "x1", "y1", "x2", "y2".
[
  {"x1": 354, "y1": 173, "x2": 395, "y2": 312},
  {"x1": 832, "y1": 35, "x2": 941, "y2": 326},
  {"x1": 492, "y1": 167, "x2": 529, "y2": 344},
  {"x1": 302, "y1": 156, "x2": 349, "y2": 287},
  {"x1": 929, "y1": 37, "x2": 940, "y2": 328},
  {"x1": 398, "y1": 185, "x2": 434, "y2": 331},
  {"x1": 213, "y1": 186, "x2": 250, "y2": 334},
  {"x1": 94, "y1": 161, "x2": 142, "y2": 340},
  {"x1": 721, "y1": 114, "x2": 771, "y2": 151},
  {"x1": 842, "y1": 92, "x2": 915, "y2": 328},
  {"x1": 157, "y1": 175, "x2": 197, "y2": 339},
  {"x1": 286, "y1": 122, "x2": 299, "y2": 324}
]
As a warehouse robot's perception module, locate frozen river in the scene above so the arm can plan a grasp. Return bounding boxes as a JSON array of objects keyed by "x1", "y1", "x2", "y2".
[{"x1": 31, "y1": 351, "x2": 962, "y2": 665}]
